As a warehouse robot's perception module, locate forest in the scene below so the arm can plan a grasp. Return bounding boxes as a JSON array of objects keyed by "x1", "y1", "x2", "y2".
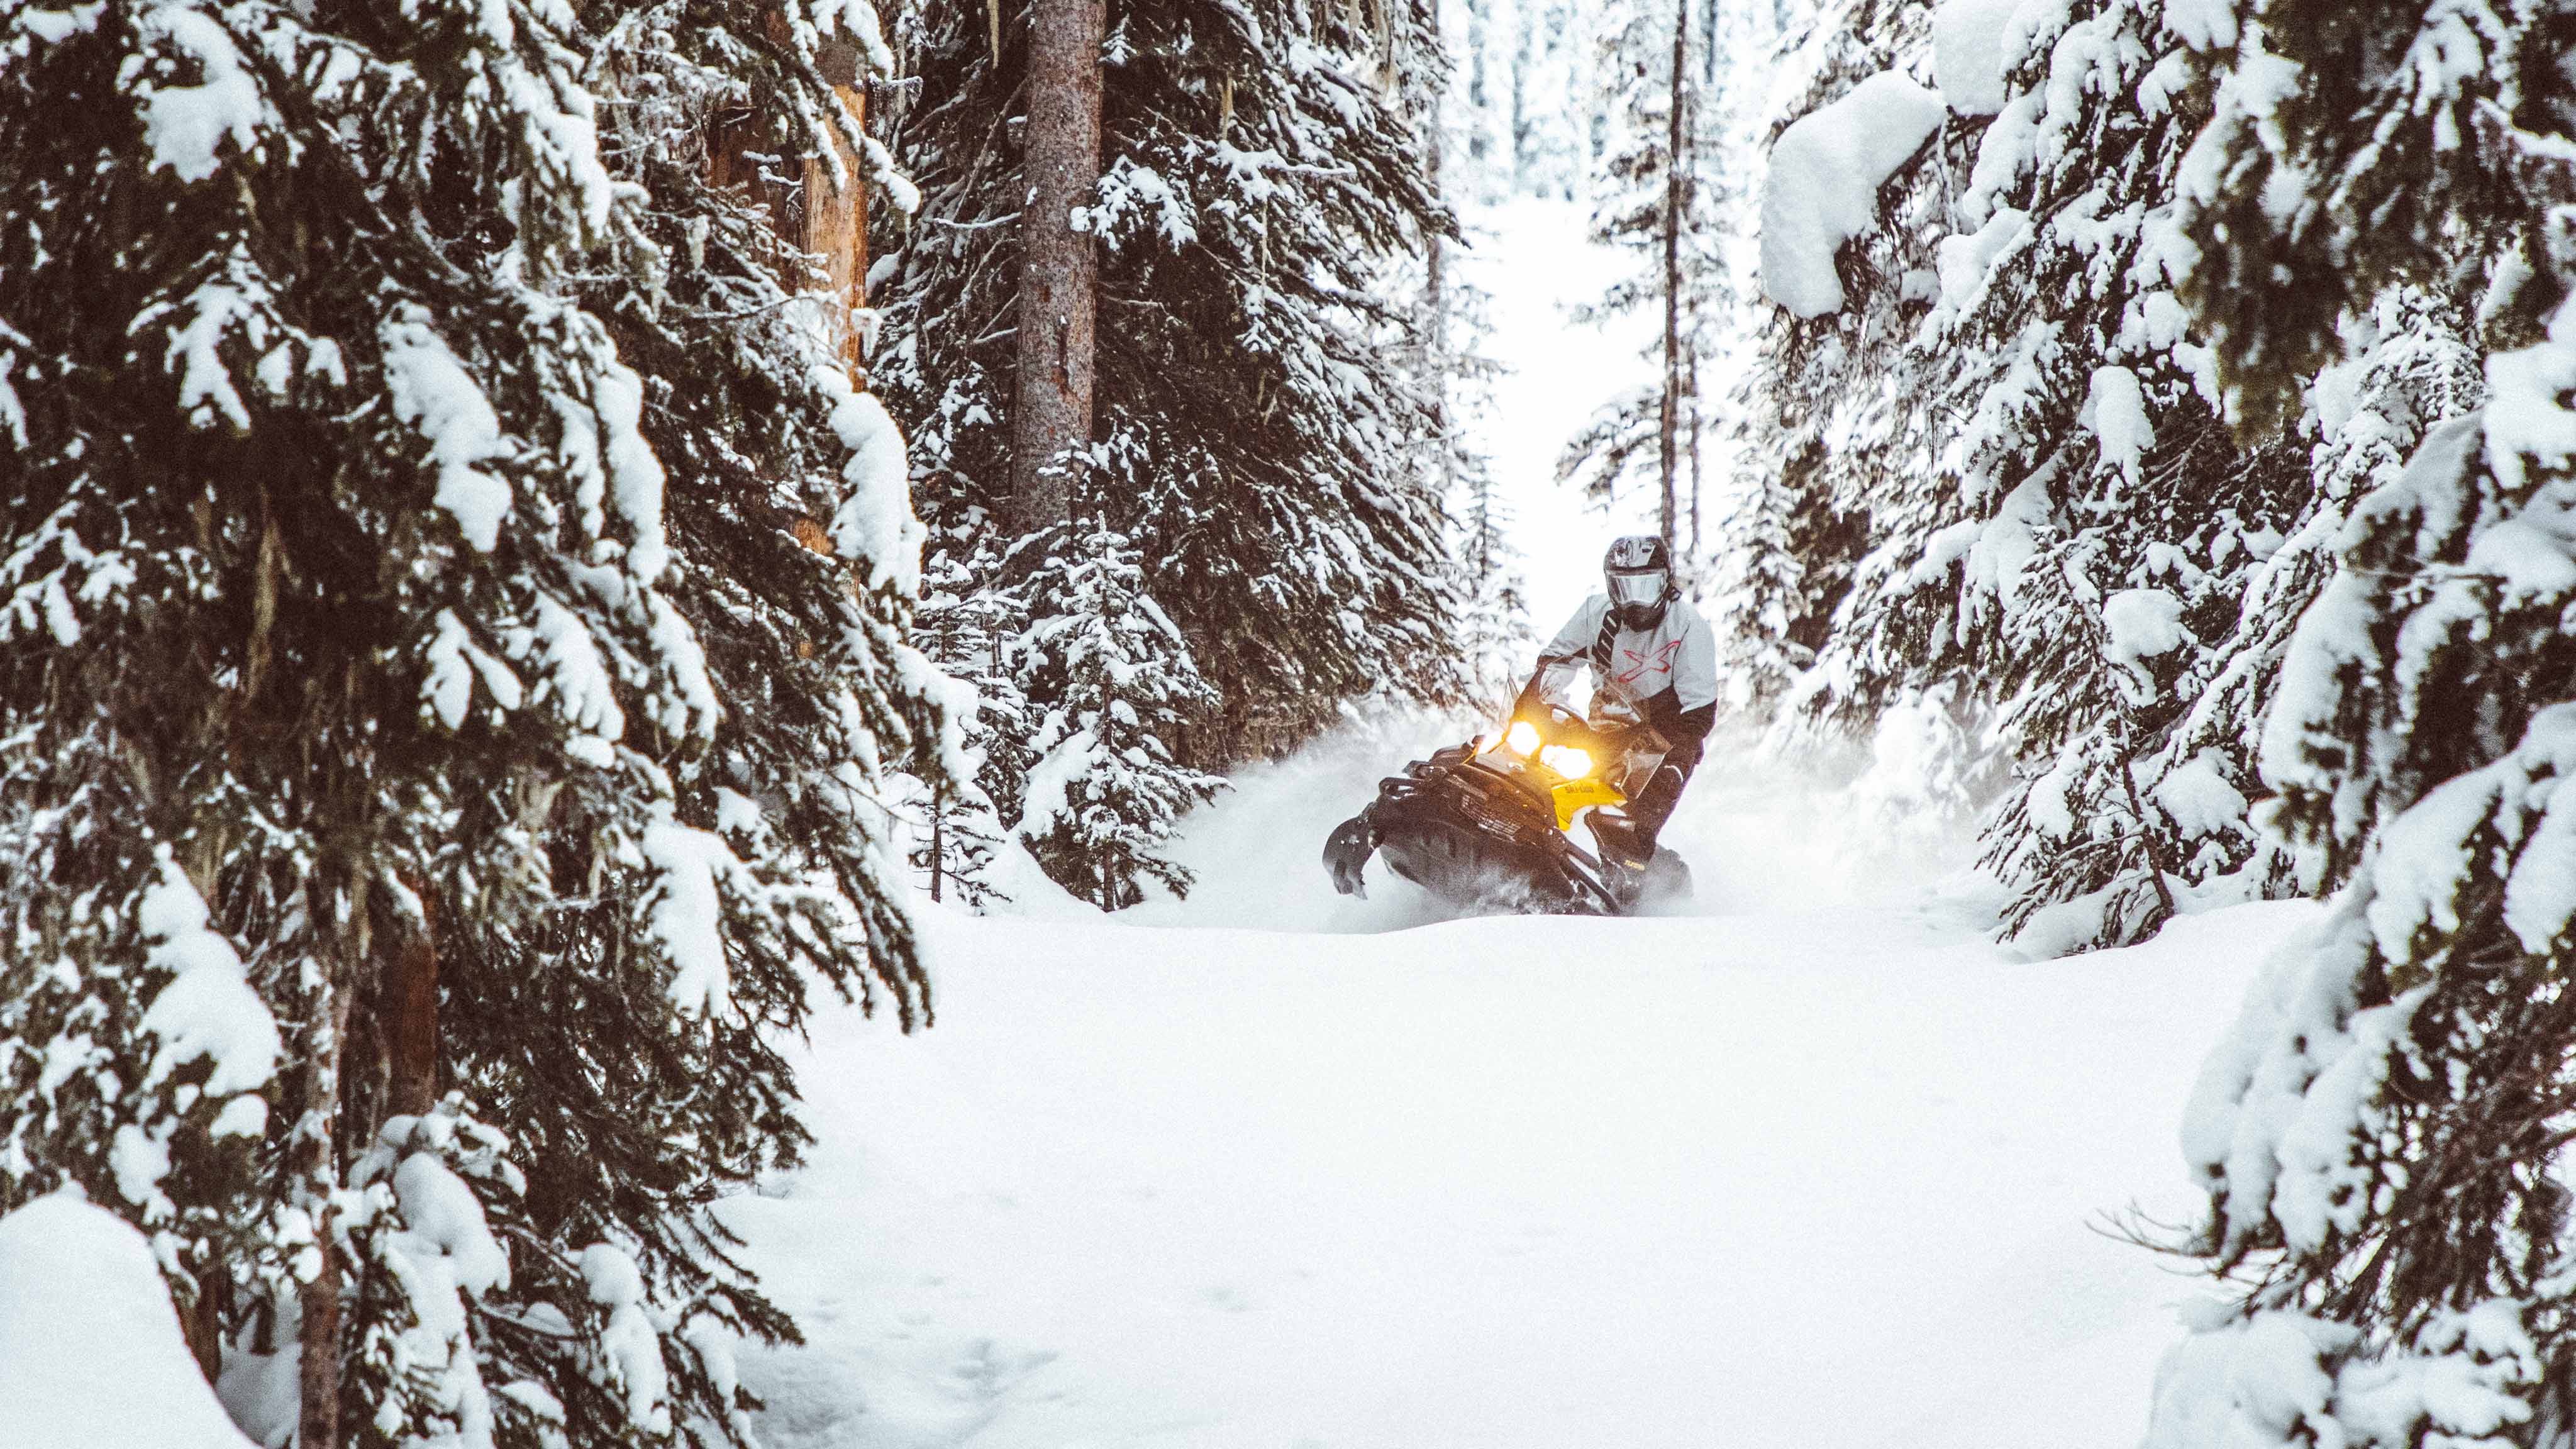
[{"x1": 4, "y1": 0, "x2": 2576, "y2": 1444}]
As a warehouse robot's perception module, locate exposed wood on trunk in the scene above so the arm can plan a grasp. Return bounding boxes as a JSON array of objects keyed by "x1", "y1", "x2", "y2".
[
  {"x1": 708, "y1": 29, "x2": 872, "y2": 364},
  {"x1": 1009, "y1": 0, "x2": 1108, "y2": 535},
  {"x1": 806, "y1": 36, "x2": 873, "y2": 364}
]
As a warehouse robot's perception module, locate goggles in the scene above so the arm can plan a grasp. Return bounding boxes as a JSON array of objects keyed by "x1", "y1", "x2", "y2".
[{"x1": 1606, "y1": 568, "x2": 1669, "y2": 609}]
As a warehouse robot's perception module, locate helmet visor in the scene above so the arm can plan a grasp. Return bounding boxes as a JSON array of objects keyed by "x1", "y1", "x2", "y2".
[{"x1": 1606, "y1": 568, "x2": 1668, "y2": 611}]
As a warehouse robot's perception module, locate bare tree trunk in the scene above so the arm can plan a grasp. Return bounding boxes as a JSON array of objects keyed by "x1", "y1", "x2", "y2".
[
  {"x1": 929, "y1": 789, "x2": 946, "y2": 904},
  {"x1": 1655, "y1": 0, "x2": 1690, "y2": 552},
  {"x1": 1009, "y1": 0, "x2": 1108, "y2": 535},
  {"x1": 1423, "y1": 9, "x2": 1454, "y2": 506},
  {"x1": 1686, "y1": 352, "x2": 1703, "y2": 560},
  {"x1": 386, "y1": 886, "x2": 439, "y2": 1119},
  {"x1": 182, "y1": 1265, "x2": 226, "y2": 1385}
]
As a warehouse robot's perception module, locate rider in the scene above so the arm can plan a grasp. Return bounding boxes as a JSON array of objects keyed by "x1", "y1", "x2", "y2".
[{"x1": 1518, "y1": 535, "x2": 1718, "y2": 867}]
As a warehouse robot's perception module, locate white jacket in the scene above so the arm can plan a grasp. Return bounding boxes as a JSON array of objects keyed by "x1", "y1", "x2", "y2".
[{"x1": 1535, "y1": 594, "x2": 1720, "y2": 717}]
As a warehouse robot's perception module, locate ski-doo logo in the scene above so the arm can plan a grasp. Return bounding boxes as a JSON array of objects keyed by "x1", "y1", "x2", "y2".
[{"x1": 1615, "y1": 640, "x2": 1683, "y2": 686}]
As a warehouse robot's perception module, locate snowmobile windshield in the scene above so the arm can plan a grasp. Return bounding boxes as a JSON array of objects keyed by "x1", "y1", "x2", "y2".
[
  {"x1": 1533, "y1": 658, "x2": 1586, "y2": 711},
  {"x1": 1606, "y1": 569, "x2": 1668, "y2": 611}
]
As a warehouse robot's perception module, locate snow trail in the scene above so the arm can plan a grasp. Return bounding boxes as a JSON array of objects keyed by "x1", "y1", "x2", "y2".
[{"x1": 727, "y1": 897, "x2": 2306, "y2": 1448}]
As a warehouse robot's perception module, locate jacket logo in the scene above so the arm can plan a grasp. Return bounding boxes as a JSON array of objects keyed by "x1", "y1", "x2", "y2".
[{"x1": 1616, "y1": 640, "x2": 1683, "y2": 686}]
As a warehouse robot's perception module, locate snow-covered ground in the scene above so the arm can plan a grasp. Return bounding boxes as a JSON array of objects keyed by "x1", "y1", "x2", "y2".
[
  {"x1": 717, "y1": 197, "x2": 2285, "y2": 1446},
  {"x1": 727, "y1": 870, "x2": 2304, "y2": 1448}
]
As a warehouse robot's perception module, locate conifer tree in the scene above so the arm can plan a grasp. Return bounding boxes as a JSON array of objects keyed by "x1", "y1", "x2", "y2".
[
  {"x1": 908, "y1": 551, "x2": 1015, "y2": 907},
  {"x1": 873, "y1": 0, "x2": 1470, "y2": 899},
  {"x1": 1014, "y1": 521, "x2": 1226, "y2": 907},
  {"x1": 1419, "y1": 0, "x2": 1526, "y2": 706},
  {"x1": 1719, "y1": 0, "x2": 1940, "y2": 717},
  {"x1": 2141, "y1": 1, "x2": 2576, "y2": 1434},
  {"x1": 0, "y1": 4, "x2": 944, "y2": 1444},
  {"x1": 1726, "y1": 0, "x2": 2480, "y2": 950}
]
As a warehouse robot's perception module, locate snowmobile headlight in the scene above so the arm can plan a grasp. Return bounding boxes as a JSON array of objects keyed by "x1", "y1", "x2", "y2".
[
  {"x1": 1504, "y1": 719, "x2": 1542, "y2": 756},
  {"x1": 1538, "y1": 743, "x2": 1594, "y2": 779}
]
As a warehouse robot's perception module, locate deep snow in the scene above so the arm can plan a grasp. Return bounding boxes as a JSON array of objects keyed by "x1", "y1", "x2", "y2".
[{"x1": 726, "y1": 875, "x2": 2307, "y2": 1448}]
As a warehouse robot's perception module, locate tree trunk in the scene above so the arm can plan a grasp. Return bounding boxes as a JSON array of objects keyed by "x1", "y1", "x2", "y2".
[
  {"x1": 712, "y1": 26, "x2": 872, "y2": 364},
  {"x1": 296, "y1": 958, "x2": 359, "y2": 1449},
  {"x1": 929, "y1": 789, "x2": 946, "y2": 904},
  {"x1": 1424, "y1": 13, "x2": 1453, "y2": 505},
  {"x1": 1686, "y1": 352, "x2": 1703, "y2": 559},
  {"x1": 1009, "y1": 0, "x2": 1108, "y2": 535},
  {"x1": 182, "y1": 1265, "x2": 226, "y2": 1386},
  {"x1": 1657, "y1": 0, "x2": 1690, "y2": 553},
  {"x1": 386, "y1": 886, "x2": 439, "y2": 1118}
]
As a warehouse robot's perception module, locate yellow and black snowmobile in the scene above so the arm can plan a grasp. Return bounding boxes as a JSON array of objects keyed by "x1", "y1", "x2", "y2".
[{"x1": 1322, "y1": 703, "x2": 1692, "y2": 916}]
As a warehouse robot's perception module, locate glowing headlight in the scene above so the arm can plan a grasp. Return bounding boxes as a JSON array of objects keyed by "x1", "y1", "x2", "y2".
[
  {"x1": 1538, "y1": 743, "x2": 1594, "y2": 779},
  {"x1": 1504, "y1": 719, "x2": 1542, "y2": 755}
]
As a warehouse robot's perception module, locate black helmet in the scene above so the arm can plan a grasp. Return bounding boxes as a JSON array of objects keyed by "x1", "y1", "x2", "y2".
[{"x1": 1603, "y1": 535, "x2": 1675, "y2": 631}]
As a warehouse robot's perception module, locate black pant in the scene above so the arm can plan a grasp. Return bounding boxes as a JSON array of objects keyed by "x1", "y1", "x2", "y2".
[{"x1": 1627, "y1": 731, "x2": 1702, "y2": 845}]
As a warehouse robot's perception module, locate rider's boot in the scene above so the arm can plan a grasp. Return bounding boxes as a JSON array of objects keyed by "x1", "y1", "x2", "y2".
[
  {"x1": 1592, "y1": 760, "x2": 1686, "y2": 886},
  {"x1": 1586, "y1": 809, "x2": 1655, "y2": 871}
]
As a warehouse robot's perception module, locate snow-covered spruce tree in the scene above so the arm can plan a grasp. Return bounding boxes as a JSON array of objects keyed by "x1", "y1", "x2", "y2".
[
  {"x1": 1424, "y1": 243, "x2": 1526, "y2": 710},
  {"x1": 1450, "y1": 0, "x2": 1515, "y2": 204},
  {"x1": 908, "y1": 549, "x2": 1016, "y2": 907},
  {"x1": 1862, "y1": 0, "x2": 2323, "y2": 953},
  {"x1": 1014, "y1": 519, "x2": 1226, "y2": 908},
  {"x1": 1916, "y1": 0, "x2": 2472, "y2": 957},
  {"x1": 1729, "y1": 0, "x2": 2480, "y2": 950},
  {"x1": 0, "y1": 4, "x2": 943, "y2": 1445},
  {"x1": 1505, "y1": 0, "x2": 1609, "y2": 199},
  {"x1": 2138, "y1": 2, "x2": 2576, "y2": 1436},
  {"x1": 1450, "y1": 435, "x2": 1533, "y2": 706},
  {"x1": 874, "y1": 0, "x2": 1469, "y2": 895},
  {"x1": 1719, "y1": 0, "x2": 1941, "y2": 714},
  {"x1": 1410, "y1": 0, "x2": 1524, "y2": 706}
]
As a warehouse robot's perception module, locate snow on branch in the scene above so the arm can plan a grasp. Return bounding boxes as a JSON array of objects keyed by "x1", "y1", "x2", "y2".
[
  {"x1": 382, "y1": 311, "x2": 512, "y2": 553},
  {"x1": 1759, "y1": 72, "x2": 1945, "y2": 318},
  {"x1": 0, "y1": 1195, "x2": 257, "y2": 1449}
]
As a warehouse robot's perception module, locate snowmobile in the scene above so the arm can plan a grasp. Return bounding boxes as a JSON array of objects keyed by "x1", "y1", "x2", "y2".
[{"x1": 1321, "y1": 701, "x2": 1693, "y2": 916}]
